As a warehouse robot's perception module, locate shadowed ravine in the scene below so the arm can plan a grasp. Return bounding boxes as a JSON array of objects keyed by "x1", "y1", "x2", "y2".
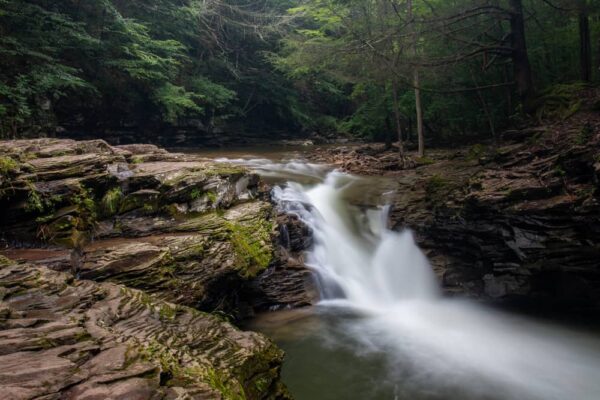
[{"x1": 224, "y1": 156, "x2": 600, "y2": 400}]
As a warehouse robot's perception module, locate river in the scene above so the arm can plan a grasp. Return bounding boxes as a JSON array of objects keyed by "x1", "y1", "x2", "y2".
[{"x1": 196, "y1": 148, "x2": 600, "y2": 400}]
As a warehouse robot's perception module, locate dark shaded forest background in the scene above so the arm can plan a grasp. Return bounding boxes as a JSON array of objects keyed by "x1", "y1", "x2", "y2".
[{"x1": 1, "y1": 0, "x2": 598, "y2": 146}]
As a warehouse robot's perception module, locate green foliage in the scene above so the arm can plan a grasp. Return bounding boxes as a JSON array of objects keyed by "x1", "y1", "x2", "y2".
[
  {"x1": 154, "y1": 83, "x2": 204, "y2": 123},
  {"x1": 0, "y1": 0, "x2": 294, "y2": 136},
  {"x1": 101, "y1": 187, "x2": 124, "y2": 216},
  {"x1": 189, "y1": 77, "x2": 237, "y2": 111},
  {"x1": 2, "y1": 0, "x2": 598, "y2": 142},
  {"x1": 0, "y1": 156, "x2": 18, "y2": 176},
  {"x1": 274, "y1": 0, "x2": 600, "y2": 143}
]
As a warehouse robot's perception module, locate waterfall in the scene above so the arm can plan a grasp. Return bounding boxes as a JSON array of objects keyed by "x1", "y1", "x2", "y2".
[
  {"x1": 273, "y1": 171, "x2": 438, "y2": 308},
  {"x1": 219, "y1": 156, "x2": 600, "y2": 400}
]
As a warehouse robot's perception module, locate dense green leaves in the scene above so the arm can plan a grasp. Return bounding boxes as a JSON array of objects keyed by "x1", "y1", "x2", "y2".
[
  {"x1": 1, "y1": 0, "x2": 597, "y2": 142},
  {"x1": 0, "y1": 0, "x2": 296, "y2": 137},
  {"x1": 276, "y1": 0, "x2": 600, "y2": 142}
]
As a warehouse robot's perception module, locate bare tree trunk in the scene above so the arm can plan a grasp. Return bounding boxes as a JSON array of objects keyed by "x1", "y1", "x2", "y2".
[
  {"x1": 579, "y1": 0, "x2": 592, "y2": 82},
  {"x1": 508, "y1": 0, "x2": 535, "y2": 110},
  {"x1": 414, "y1": 69, "x2": 425, "y2": 157},
  {"x1": 392, "y1": 79, "x2": 405, "y2": 161},
  {"x1": 408, "y1": 0, "x2": 425, "y2": 157}
]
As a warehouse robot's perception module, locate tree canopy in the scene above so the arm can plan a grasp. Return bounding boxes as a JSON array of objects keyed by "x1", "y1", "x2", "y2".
[{"x1": 1, "y1": 0, "x2": 598, "y2": 146}]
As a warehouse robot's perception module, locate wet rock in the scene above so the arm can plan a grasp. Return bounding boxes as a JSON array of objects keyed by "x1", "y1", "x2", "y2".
[
  {"x1": 78, "y1": 201, "x2": 276, "y2": 313},
  {"x1": 0, "y1": 138, "x2": 314, "y2": 318},
  {"x1": 386, "y1": 113, "x2": 600, "y2": 312},
  {"x1": 0, "y1": 262, "x2": 289, "y2": 399},
  {"x1": 248, "y1": 214, "x2": 318, "y2": 312}
]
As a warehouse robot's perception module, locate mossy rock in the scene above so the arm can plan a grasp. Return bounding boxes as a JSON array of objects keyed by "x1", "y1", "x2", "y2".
[{"x1": 120, "y1": 190, "x2": 161, "y2": 214}]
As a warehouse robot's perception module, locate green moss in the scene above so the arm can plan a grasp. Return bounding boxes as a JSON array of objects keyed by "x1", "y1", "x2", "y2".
[
  {"x1": 190, "y1": 188, "x2": 202, "y2": 200},
  {"x1": 35, "y1": 336, "x2": 57, "y2": 349},
  {"x1": 142, "y1": 203, "x2": 158, "y2": 214},
  {"x1": 467, "y1": 144, "x2": 486, "y2": 161},
  {"x1": 206, "y1": 164, "x2": 246, "y2": 177},
  {"x1": 254, "y1": 376, "x2": 270, "y2": 392},
  {"x1": 25, "y1": 182, "x2": 45, "y2": 213},
  {"x1": 426, "y1": 174, "x2": 449, "y2": 192},
  {"x1": 205, "y1": 367, "x2": 246, "y2": 400},
  {"x1": 74, "y1": 330, "x2": 93, "y2": 342},
  {"x1": 534, "y1": 83, "x2": 588, "y2": 122},
  {"x1": 72, "y1": 186, "x2": 97, "y2": 231},
  {"x1": 206, "y1": 191, "x2": 218, "y2": 204},
  {"x1": 159, "y1": 304, "x2": 177, "y2": 321},
  {"x1": 0, "y1": 255, "x2": 13, "y2": 266},
  {"x1": 139, "y1": 339, "x2": 182, "y2": 377},
  {"x1": 0, "y1": 156, "x2": 18, "y2": 177},
  {"x1": 415, "y1": 156, "x2": 435, "y2": 165},
  {"x1": 131, "y1": 156, "x2": 144, "y2": 164},
  {"x1": 226, "y1": 220, "x2": 273, "y2": 277},
  {"x1": 101, "y1": 187, "x2": 123, "y2": 216},
  {"x1": 425, "y1": 174, "x2": 453, "y2": 208}
]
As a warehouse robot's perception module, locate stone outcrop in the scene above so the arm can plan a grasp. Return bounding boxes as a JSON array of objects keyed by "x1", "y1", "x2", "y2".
[
  {"x1": 248, "y1": 214, "x2": 318, "y2": 312},
  {"x1": 0, "y1": 139, "x2": 273, "y2": 312},
  {"x1": 391, "y1": 113, "x2": 600, "y2": 312},
  {"x1": 0, "y1": 261, "x2": 289, "y2": 399},
  {"x1": 0, "y1": 138, "x2": 298, "y2": 398}
]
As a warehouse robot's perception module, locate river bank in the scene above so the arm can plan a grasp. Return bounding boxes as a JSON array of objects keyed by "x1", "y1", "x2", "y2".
[{"x1": 0, "y1": 138, "x2": 304, "y2": 399}]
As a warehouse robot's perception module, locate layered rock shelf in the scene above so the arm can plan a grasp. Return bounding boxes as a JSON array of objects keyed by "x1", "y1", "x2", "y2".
[
  {"x1": 0, "y1": 138, "x2": 311, "y2": 399},
  {"x1": 309, "y1": 111, "x2": 600, "y2": 312}
]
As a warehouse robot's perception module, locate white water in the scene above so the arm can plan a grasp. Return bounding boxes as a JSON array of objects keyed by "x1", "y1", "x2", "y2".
[{"x1": 222, "y1": 156, "x2": 600, "y2": 400}]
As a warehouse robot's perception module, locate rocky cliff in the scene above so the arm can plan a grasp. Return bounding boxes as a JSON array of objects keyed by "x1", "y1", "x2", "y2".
[
  {"x1": 309, "y1": 110, "x2": 600, "y2": 313},
  {"x1": 0, "y1": 138, "x2": 302, "y2": 399}
]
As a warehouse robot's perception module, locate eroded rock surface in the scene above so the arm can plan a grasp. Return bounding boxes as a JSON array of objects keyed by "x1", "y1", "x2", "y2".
[
  {"x1": 347, "y1": 114, "x2": 600, "y2": 312},
  {"x1": 0, "y1": 139, "x2": 276, "y2": 312},
  {"x1": 0, "y1": 138, "x2": 300, "y2": 399},
  {"x1": 0, "y1": 261, "x2": 289, "y2": 399},
  {"x1": 249, "y1": 214, "x2": 318, "y2": 312}
]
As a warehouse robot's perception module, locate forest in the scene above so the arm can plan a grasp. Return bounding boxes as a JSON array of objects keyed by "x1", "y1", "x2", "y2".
[{"x1": 1, "y1": 0, "x2": 598, "y2": 149}]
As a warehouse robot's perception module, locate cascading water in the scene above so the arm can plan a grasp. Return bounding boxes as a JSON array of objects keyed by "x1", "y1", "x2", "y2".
[
  {"x1": 220, "y1": 155, "x2": 600, "y2": 400},
  {"x1": 273, "y1": 171, "x2": 439, "y2": 308}
]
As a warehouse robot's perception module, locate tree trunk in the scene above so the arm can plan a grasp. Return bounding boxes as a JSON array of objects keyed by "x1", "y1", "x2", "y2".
[
  {"x1": 392, "y1": 80, "x2": 405, "y2": 160},
  {"x1": 579, "y1": 0, "x2": 592, "y2": 82},
  {"x1": 508, "y1": 0, "x2": 535, "y2": 109},
  {"x1": 414, "y1": 69, "x2": 425, "y2": 157},
  {"x1": 384, "y1": 115, "x2": 393, "y2": 149},
  {"x1": 408, "y1": 0, "x2": 425, "y2": 157}
]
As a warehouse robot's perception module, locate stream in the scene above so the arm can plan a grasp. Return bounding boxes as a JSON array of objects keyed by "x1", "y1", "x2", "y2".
[{"x1": 200, "y1": 148, "x2": 600, "y2": 400}]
